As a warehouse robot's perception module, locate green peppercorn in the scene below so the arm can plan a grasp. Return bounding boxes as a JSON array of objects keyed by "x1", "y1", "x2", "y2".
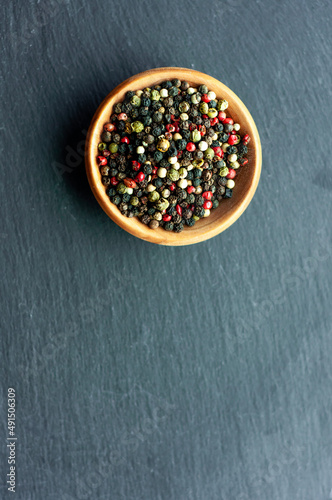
[
  {"x1": 167, "y1": 168, "x2": 180, "y2": 182},
  {"x1": 155, "y1": 198, "x2": 169, "y2": 211},
  {"x1": 207, "y1": 108, "x2": 218, "y2": 118},
  {"x1": 131, "y1": 121, "x2": 144, "y2": 133},
  {"x1": 217, "y1": 99, "x2": 228, "y2": 111},
  {"x1": 148, "y1": 191, "x2": 160, "y2": 202},
  {"x1": 219, "y1": 166, "x2": 229, "y2": 177},
  {"x1": 116, "y1": 182, "x2": 127, "y2": 194},
  {"x1": 191, "y1": 130, "x2": 201, "y2": 142},
  {"x1": 204, "y1": 148, "x2": 215, "y2": 160},
  {"x1": 98, "y1": 142, "x2": 107, "y2": 151},
  {"x1": 150, "y1": 90, "x2": 160, "y2": 101},
  {"x1": 130, "y1": 196, "x2": 139, "y2": 206},
  {"x1": 131, "y1": 95, "x2": 141, "y2": 107},
  {"x1": 199, "y1": 102, "x2": 209, "y2": 114},
  {"x1": 109, "y1": 143, "x2": 118, "y2": 153}
]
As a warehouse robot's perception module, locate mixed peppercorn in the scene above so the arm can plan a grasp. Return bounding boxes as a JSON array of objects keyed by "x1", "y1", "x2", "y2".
[{"x1": 97, "y1": 80, "x2": 250, "y2": 232}]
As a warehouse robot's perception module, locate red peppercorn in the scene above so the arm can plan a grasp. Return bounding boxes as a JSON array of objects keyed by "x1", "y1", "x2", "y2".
[
  {"x1": 173, "y1": 122, "x2": 180, "y2": 132},
  {"x1": 170, "y1": 183, "x2": 176, "y2": 191},
  {"x1": 224, "y1": 118, "x2": 234, "y2": 125},
  {"x1": 228, "y1": 135, "x2": 238, "y2": 145},
  {"x1": 104, "y1": 122, "x2": 115, "y2": 132},
  {"x1": 201, "y1": 94, "x2": 210, "y2": 103},
  {"x1": 176, "y1": 204, "x2": 182, "y2": 216},
  {"x1": 102, "y1": 150, "x2": 110, "y2": 157},
  {"x1": 117, "y1": 113, "x2": 128, "y2": 121},
  {"x1": 190, "y1": 204, "x2": 195, "y2": 211},
  {"x1": 227, "y1": 169, "x2": 236, "y2": 179},
  {"x1": 165, "y1": 132, "x2": 173, "y2": 140},
  {"x1": 210, "y1": 117, "x2": 219, "y2": 126},
  {"x1": 177, "y1": 150, "x2": 183, "y2": 158},
  {"x1": 186, "y1": 142, "x2": 196, "y2": 152},
  {"x1": 152, "y1": 166, "x2": 158, "y2": 174},
  {"x1": 202, "y1": 114, "x2": 208, "y2": 119},
  {"x1": 121, "y1": 136, "x2": 130, "y2": 144},
  {"x1": 97, "y1": 156, "x2": 108, "y2": 166},
  {"x1": 218, "y1": 111, "x2": 226, "y2": 122},
  {"x1": 131, "y1": 160, "x2": 141, "y2": 171},
  {"x1": 110, "y1": 177, "x2": 119, "y2": 186},
  {"x1": 166, "y1": 124, "x2": 176, "y2": 133},
  {"x1": 212, "y1": 146, "x2": 222, "y2": 157},
  {"x1": 135, "y1": 172, "x2": 145, "y2": 182},
  {"x1": 123, "y1": 178, "x2": 137, "y2": 188},
  {"x1": 163, "y1": 214, "x2": 172, "y2": 222},
  {"x1": 243, "y1": 134, "x2": 251, "y2": 144},
  {"x1": 240, "y1": 158, "x2": 249, "y2": 166},
  {"x1": 203, "y1": 200, "x2": 213, "y2": 210},
  {"x1": 187, "y1": 186, "x2": 195, "y2": 194},
  {"x1": 202, "y1": 191, "x2": 213, "y2": 200}
]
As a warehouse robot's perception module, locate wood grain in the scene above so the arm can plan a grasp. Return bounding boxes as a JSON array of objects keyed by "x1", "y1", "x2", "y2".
[{"x1": 85, "y1": 67, "x2": 262, "y2": 246}]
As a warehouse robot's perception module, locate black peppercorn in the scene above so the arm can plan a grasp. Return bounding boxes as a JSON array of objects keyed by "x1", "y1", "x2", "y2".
[
  {"x1": 174, "y1": 223, "x2": 184, "y2": 233},
  {"x1": 141, "y1": 214, "x2": 151, "y2": 225},
  {"x1": 194, "y1": 206, "x2": 205, "y2": 218},
  {"x1": 195, "y1": 195, "x2": 204, "y2": 206},
  {"x1": 183, "y1": 209, "x2": 192, "y2": 220},
  {"x1": 164, "y1": 222, "x2": 174, "y2": 231},
  {"x1": 173, "y1": 214, "x2": 182, "y2": 224},
  {"x1": 185, "y1": 218, "x2": 195, "y2": 227},
  {"x1": 101, "y1": 131, "x2": 112, "y2": 142},
  {"x1": 102, "y1": 176, "x2": 111, "y2": 186},
  {"x1": 111, "y1": 195, "x2": 121, "y2": 205}
]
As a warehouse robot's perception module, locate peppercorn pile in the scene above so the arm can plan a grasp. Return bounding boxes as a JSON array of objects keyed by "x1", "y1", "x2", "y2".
[{"x1": 97, "y1": 80, "x2": 250, "y2": 232}]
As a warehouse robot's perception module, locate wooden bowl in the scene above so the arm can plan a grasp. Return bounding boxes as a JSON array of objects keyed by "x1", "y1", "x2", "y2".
[{"x1": 85, "y1": 67, "x2": 261, "y2": 246}]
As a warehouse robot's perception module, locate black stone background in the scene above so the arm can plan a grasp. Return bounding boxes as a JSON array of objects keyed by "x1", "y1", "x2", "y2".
[{"x1": 1, "y1": 1, "x2": 332, "y2": 499}]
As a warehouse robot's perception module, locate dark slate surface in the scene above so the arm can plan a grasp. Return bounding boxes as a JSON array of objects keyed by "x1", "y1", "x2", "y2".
[{"x1": 1, "y1": 0, "x2": 332, "y2": 499}]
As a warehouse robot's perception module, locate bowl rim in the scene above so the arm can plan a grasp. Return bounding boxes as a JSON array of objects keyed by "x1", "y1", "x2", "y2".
[{"x1": 85, "y1": 67, "x2": 262, "y2": 246}]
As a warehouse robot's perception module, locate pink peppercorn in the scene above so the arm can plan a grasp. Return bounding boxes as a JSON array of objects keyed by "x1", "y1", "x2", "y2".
[
  {"x1": 227, "y1": 169, "x2": 236, "y2": 179},
  {"x1": 218, "y1": 111, "x2": 226, "y2": 122},
  {"x1": 163, "y1": 214, "x2": 172, "y2": 222},
  {"x1": 212, "y1": 146, "x2": 223, "y2": 157},
  {"x1": 186, "y1": 142, "x2": 196, "y2": 152},
  {"x1": 136, "y1": 172, "x2": 145, "y2": 182},
  {"x1": 176, "y1": 204, "x2": 182, "y2": 216},
  {"x1": 117, "y1": 113, "x2": 128, "y2": 121},
  {"x1": 110, "y1": 177, "x2": 119, "y2": 186},
  {"x1": 203, "y1": 200, "x2": 213, "y2": 210},
  {"x1": 201, "y1": 94, "x2": 210, "y2": 103},
  {"x1": 228, "y1": 135, "x2": 238, "y2": 145},
  {"x1": 202, "y1": 191, "x2": 213, "y2": 200},
  {"x1": 121, "y1": 137, "x2": 130, "y2": 144},
  {"x1": 187, "y1": 186, "x2": 195, "y2": 194},
  {"x1": 224, "y1": 118, "x2": 234, "y2": 125},
  {"x1": 97, "y1": 156, "x2": 108, "y2": 166},
  {"x1": 131, "y1": 161, "x2": 141, "y2": 171}
]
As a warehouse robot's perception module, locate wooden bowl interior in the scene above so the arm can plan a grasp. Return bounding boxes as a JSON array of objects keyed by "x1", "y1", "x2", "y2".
[{"x1": 86, "y1": 68, "x2": 261, "y2": 245}]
